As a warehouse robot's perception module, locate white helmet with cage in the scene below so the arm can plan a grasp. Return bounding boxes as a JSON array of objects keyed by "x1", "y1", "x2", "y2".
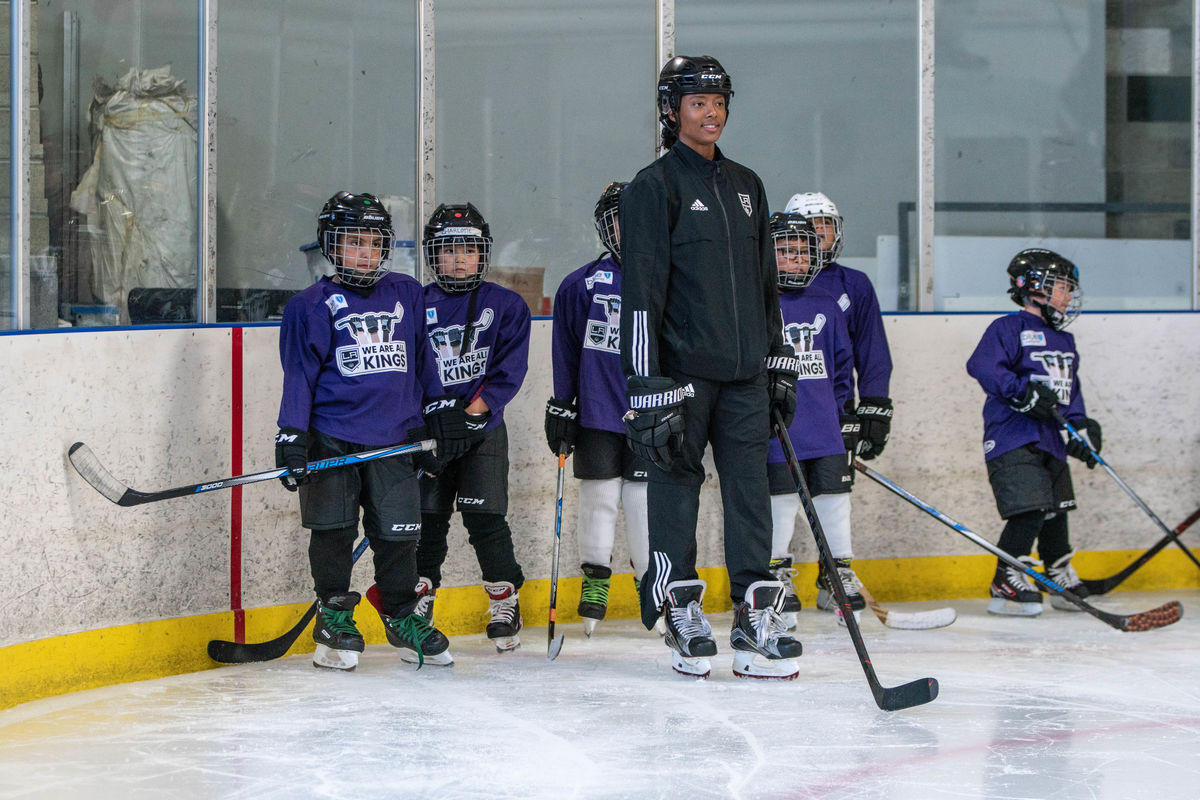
[{"x1": 784, "y1": 191, "x2": 843, "y2": 263}]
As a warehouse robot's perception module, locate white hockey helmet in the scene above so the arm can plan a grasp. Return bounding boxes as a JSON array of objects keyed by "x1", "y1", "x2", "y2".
[{"x1": 784, "y1": 191, "x2": 843, "y2": 263}]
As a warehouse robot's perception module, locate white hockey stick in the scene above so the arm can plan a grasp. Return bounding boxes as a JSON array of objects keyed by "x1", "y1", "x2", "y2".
[{"x1": 859, "y1": 585, "x2": 956, "y2": 630}]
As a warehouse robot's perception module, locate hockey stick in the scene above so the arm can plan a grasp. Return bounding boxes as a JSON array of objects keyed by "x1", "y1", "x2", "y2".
[
  {"x1": 68, "y1": 439, "x2": 436, "y2": 507},
  {"x1": 1053, "y1": 410, "x2": 1200, "y2": 573},
  {"x1": 207, "y1": 537, "x2": 371, "y2": 664},
  {"x1": 546, "y1": 448, "x2": 567, "y2": 661},
  {"x1": 858, "y1": 584, "x2": 957, "y2": 630},
  {"x1": 1080, "y1": 506, "x2": 1200, "y2": 595},
  {"x1": 854, "y1": 461, "x2": 1183, "y2": 632},
  {"x1": 773, "y1": 409, "x2": 938, "y2": 711}
]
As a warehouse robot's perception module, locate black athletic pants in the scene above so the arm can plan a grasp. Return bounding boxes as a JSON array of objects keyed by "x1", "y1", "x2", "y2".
[{"x1": 638, "y1": 371, "x2": 774, "y2": 629}]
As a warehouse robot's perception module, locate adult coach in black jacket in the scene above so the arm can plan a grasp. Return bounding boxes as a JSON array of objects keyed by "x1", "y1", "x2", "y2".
[{"x1": 619, "y1": 55, "x2": 803, "y2": 679}]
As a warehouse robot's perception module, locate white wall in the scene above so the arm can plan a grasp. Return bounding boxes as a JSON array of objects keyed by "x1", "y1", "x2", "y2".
[{"x1": 2, "y1": 312, "x2": 1197, "y2": 648}]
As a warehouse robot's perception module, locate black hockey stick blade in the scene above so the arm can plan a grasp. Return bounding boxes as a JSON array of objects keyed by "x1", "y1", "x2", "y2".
[
  {"x1": 1081, "y1": 507, "x2": 1200, "y2": 596},
  {"x1": 68, "y1": 439, "x2": 435, "y2": 507},
  {"x1": 854, "y1": 460, "x2": 1184, "y2": 633},
  {"x1": 208, "y1": 537, "x2": 371, "y2": 664},
  {"x1": 773, "y1": 411, "x2": 937, "y2": 712},
  {"x1": 207, "y1": 602, "x2": 318, "y2": 664}
]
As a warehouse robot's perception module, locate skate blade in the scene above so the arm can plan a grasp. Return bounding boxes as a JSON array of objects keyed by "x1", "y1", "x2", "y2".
[
  {"x1": 312, "y1": 644, "x2": 359, "y2": 671},
  {"x1": 492, "y1": 636, "x2": 521, "y2": 652},
  {"x1": 835, "y1": 607, "x2": 862, "y2": 627},
  {"x1": 987, "y1": 597, "x2": 1043, "y2": 616},
  {"x1": 398, "y1": 648, "x2": 454, "y2": 666},
  {"x1": 582, "y1": 618, "x2": 599, "y2": 637},
  {"x1": 671, "y1": 652, "x2": 711, "y2": 679},
  {"x1": 1049, "y1": 595, "x2": 1085, "y2": 612},
  {"x1": 780, "y1": 611, "x2": 799, "y2": 631},
  {"x1": 654, "y1": 616, "x2": 668, "y2": 637},
  {"x1": 732, "y1": 652, "x2": 799, "y2": 680}
]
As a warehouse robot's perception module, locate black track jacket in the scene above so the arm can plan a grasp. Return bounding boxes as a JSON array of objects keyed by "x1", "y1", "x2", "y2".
[{"x1": 619, "y1": 141, "x2": 784, "y2": 383}]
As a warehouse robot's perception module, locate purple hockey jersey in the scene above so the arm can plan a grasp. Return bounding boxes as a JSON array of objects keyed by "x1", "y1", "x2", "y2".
[
  {"x1": 768, "y1": 285, "x2": 854, "y2": 463},
  {"x1": 277, "y1": 273, "x2": 434, "y2": 446},
  {"x1": 423, "y1": 281, "x2": 531, "y2": 430},
  {"x1": 551, "y1": 255, "x2": 628, "y2": 435},
  {"x1": 810, "y1": 263, "x2": 893, "y2": 400},
  {"x1": 966, "y1": 310, "x2": 1087, "y2": 462}
]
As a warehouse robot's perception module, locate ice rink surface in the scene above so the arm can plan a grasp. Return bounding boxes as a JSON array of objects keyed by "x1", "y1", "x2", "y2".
[{"x1": 1, "y1": 590, "x2": 1198, "y2": 800}]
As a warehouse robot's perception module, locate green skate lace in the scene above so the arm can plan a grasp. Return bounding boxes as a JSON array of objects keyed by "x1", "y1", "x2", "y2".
[
  {"x1": 387, "y1": 613, "x2": 437, "y2": 668},
  {"x1": 320, "y1": 607, "x2": 360, "y2": 637},
  {"x1": 580, "y1": 575, "x2": 611, "y2": 606}
]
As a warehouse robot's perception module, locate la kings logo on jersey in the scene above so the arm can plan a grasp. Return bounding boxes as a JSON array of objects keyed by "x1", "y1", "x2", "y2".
[
  {"x1": 334, "y1": 302, "x2": 409, "y2": 376},
  {"x1": 1030, "y1": 350, "x2": 1075, "y2": 404},
  {"x1": 783, "y1": 314, "x2": 829, "y2": 380},
  {"x1": 585, "y1": 294, "x2": 620, "y2": 354},
  {"x1": 428, "y1": 308, "x2": 494, "y2": 386}
]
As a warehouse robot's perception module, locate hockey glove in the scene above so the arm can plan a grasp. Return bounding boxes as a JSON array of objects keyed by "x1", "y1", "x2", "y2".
[
  {"x1": 1065, "y1": 417, "x2": 1102, "y2": 469},
  {"x1": 465, "y1": 409, "x2": 492, "y2": 445},
  {"x1": 423, "y1": 395, "x2": 474, "y2": 460},
  {"x1": 765, "y1": 347, "x2": 802, "y2": 428},
  {"x1": 855, "y1": 397, "x2": 893, "y2": 460},
  {"x1": 624, "y1": 376, "x2": 688, "y2": 470},
  {"x1": 408, "y1": 425, "x2": 445, "y2": 476},
  {"x1": 544, "y1": 397, "x2": 580, "y2": 456},
  {"x1": 274, "y1": 427, "x2": 310, "y2": 491},
  {"x1": 840, "y1": 413, "x2": 861, "y2": 457},
  {"x1": 1010, "y1": 381, "x2": 1059, "y2": 421}
]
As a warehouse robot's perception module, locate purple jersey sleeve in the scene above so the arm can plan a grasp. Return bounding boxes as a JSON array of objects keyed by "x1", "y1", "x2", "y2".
[
  {"x1": 811, "y1": 263, "x2": 893, "y2": 401},
  {"x1": 966, "y1": 311, "x2": 1086, "y2": 462},
  {"x1": 277, "y1": 274, "x2": 428, "y2": 446},
  {"x1": 550, "y1": 256, "x2": 629, "y2": 434}
]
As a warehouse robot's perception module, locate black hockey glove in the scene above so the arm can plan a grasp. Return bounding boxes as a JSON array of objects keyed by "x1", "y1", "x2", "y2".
[
  {"x1": 407, "y1": 426, "x2": 445, "y2": 476},
  {"x1": 624, "y1": 376, "x2": 688, "y2": 470},
  {"x1": 274, "y1": 427, "x2": 310, "y2": 492},
  {"x1": 765, "y1": 347, "x2": 802, "y2": 428},
  {"x1": 423, "y1": 395, "x2": 474, "y2": 460},
  {"x1": 1010, "y1": 382, "x2": 1059, "y2": 421},
  {"x1": 544, "y1": 397, "x2": 580, "y2": 456},
  {"x1": 465, "y1": 409, "x2": 492, "y2": 446},
  {"x1": 840, "y1": 413, "x2": 861, "y2": 457},
  {"x1": 1065, "y1": 417, "x2": 1102, "y2": 469},
  {"x1": 855, "y1": 397, "x2": 893, "y2": 460}
]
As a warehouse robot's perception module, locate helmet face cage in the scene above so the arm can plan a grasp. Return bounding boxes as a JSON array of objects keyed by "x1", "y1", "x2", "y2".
[
  {"x1": 594, "y1": 182, "x2": 626, "y2": 260},
  {"x1": 1007, "y1": 249, "x2": 1082, "y2": 330},
  {"x1": 785, "y1": 192, "x2": 844, "y2": 263},
  {"x1": 423, "y1": 204, "x2": 493, "y2": 293},
  {"x1": 770, "y1": 212, "x2": 825, "y2": 289},
  {"x1": 317, "y1": 192, "x2": 394, "y2": 288},
  {"x1": 657, "y1": 55, "x2": 733, "y2": 131}
]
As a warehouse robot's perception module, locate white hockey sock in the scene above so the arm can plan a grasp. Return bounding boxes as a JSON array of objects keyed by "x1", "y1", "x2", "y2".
[
  {"x1": 812, "y1": 492, "x2": 853, "y2": 559},
  {"x1": 577, "y1": 478, "x2": 621, "y2": 567},
  {"x1": 621, "y1": 480, "x2": 650, "y2": 578},
  {"x1": 770, "y1": 494, "x2": 801, "y2": 557}
]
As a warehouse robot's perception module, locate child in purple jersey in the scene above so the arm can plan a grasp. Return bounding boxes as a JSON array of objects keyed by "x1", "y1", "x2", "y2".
[
  {"x1": 966, "y1": 248, "x2": 1102, "y2": 616},
  {"x1": 764, "y1": 213, "x2": 856, "y2": 632},
  {"x1": 415, "y1": 202, "x2": 532, "y2": 652},
  {"x1": 275, "y1": 191, "x2": 452, "y2": 671},
  {"x1": 785, "y1": 191, "x2": 892, "y2": 617},
  {"x1": 545, "y1": 181, "x2": 651, "y2": 637}
]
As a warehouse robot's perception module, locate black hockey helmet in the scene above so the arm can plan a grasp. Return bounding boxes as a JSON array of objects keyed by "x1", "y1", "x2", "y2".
[
  {"x1": 657, "y1": 55, "x2": 733, "y2": 132},
  {"x1": 317, "y1": 191, "x2": 394, "y2": 288},
  {"x1": 769, "y1": 212, "x2": 825, "y2": 289},
  {"x1": 594, "y1": 181, "x2": 627, "y2": 261},
  {"x1": 422, "y1": 203, "x2": 493, "y2": 293},
  {"x1": 1006, "y1": 248, "x2": 1082, "y2": 330}
]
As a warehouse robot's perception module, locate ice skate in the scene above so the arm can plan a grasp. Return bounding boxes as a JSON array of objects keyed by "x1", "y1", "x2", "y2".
[
  {"x1": 384, "y1": 612, "x2": 454, "y2": 668},
  {"x1": 578, "y1": 563, "x2": 611, "y2": 637},
  {"x1": 730, "y1": 581, "x2": 802, "y2": 680},
  {"x1": 987, "y1": 556, "x2": 1044, "y2": 616},
  {"x1": 662, "y1": 580, "x2": 718, "y2": 678},
  {"x1": 312, "y1": 592, "x2": 365, "y2": 671},
  {"x1": 1045, "y1": 551, "x2": 1089, "y2": 611},
  {"x1": 816, "y1": 558, "x2": 864, "y2": 625},
  {"x1": 769, "y1": 555, "x2": 803, "y2": 630},
  {"x1": 484, "y1": 581, "x2": 523, "y2": 652}
]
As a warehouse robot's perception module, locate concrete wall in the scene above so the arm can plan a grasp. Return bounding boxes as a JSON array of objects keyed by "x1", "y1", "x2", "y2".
[{"x1": 2, "y1": 312, "x2": 1198, "y2": 654}]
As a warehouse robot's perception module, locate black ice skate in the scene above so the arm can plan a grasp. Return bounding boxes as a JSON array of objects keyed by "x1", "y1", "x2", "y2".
[
  {"x1": 816, "y1": 558, "x2": 866, "y2": 625},
  {"x1": 730, "y1": 581, "x2": 803, "y2": 680},
  {"x1": 662, "y1": 579, "x2": 718, "y2": 678},
  {"x1": 1046, "y1": 551, "x2": 1090, "y2": 611},
  {"x1": 768, "y1": 554, "x2": 803, "y2": 630},
  {"x1": 483, "y1": 581, "x2": 523, "y2": 652},
  {"x1": 988, "y1": 555, "x2": 1044, "y2": 616},
  {"x1": 578, "y1": 563, "x2": 612, "y2": 637},
  {"x1": 383, "y1": 612, "x2": 454, "y2": 668},
  {"x1": 312, "y1": 592, "x2": 365, "y2": 671}
]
